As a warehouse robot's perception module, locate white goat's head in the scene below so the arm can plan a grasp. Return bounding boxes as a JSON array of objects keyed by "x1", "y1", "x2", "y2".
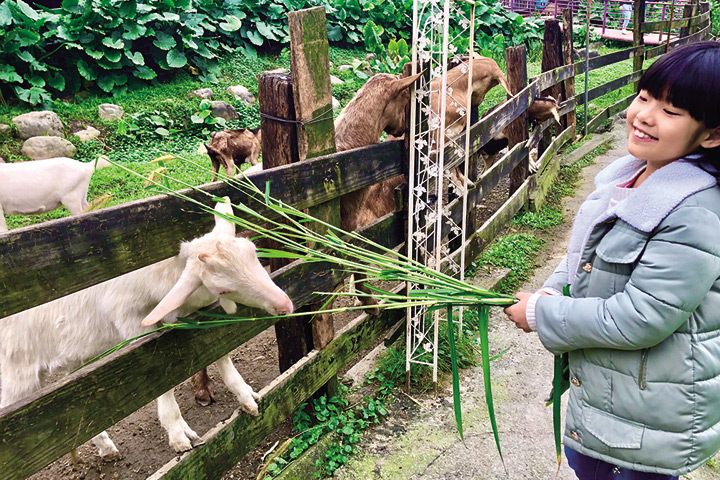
[{"x1": 140, "y1": 200, "x2": 293, "y2": 326}]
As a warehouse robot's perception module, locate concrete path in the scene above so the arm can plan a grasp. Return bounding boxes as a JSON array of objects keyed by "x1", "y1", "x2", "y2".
[{"x1": 333, "y1": 120, "x2": 720, "y2": 480}]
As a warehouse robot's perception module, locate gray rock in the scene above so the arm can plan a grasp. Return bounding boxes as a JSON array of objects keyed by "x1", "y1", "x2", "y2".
[
  {"x1": 337, "y1": 65, "x2": 353, "y2": 72},
  {"x1": 226, "y1": 85, "x2": 256, "y2": 106},
  {"x1": 332, "y1": 96, "x2": 340, "y2": 112},
  {"x1": 12, "y1": 111, "x2": 65, "y2": 140},
  {"x1": 210, "y1": 101, "x2": 238, "y2": 122},
  {"x1": 330, "y1": 75, "x2": 344, "y2": 85},
  {"x1": 266, "y1": 67, "x2": 288, "y2": 74},
  {"x1": 190, "y1": 88, "x2": 214, "y2": 99},
  {"x1": 98, "y1": 104, "x2": 124, "y2": 121},
  {"x1": 0, "y1": 124, "x2": 11, "y2": 139},
  {"x1": 21, "y1": 136, "x2": 77, "y2": 160},
  {"x1": 74, "y1": 126, "x2": 101, "y2": 142}
]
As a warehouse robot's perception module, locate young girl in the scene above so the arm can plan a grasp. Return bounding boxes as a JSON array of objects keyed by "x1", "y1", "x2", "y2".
[{"x1": 504, "y1": 41, "x2": 720, "y2": 479}]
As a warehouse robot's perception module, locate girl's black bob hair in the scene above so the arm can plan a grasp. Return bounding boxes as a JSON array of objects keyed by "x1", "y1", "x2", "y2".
[{"x1": 638, "y1": 41, "x2": 720, "y2": 170}]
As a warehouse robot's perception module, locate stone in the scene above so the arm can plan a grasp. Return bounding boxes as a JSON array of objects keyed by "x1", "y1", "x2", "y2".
[
  {"x1": 21, "y1": 136, "x2": 77, "y2": 160},
  {"x1": 266, "y1": 67, "x2": 288, "y2": 74},
  {"x1": 0, "y1": 124, "x2": 11, "y2": 139},
  {"x1": 337, "y1": 65, "x2": 353, "y2": 71},
  {"x1": 332, "y1": 96, "x2": 340, "y2": 112},
  {"x1": 330, "y1": 75, "x2": 343, "y2": 85},
  {"x1": 98, "y1": 104, "x2": 124, "y2": 121},
  {"x1": 210, "y1": 101, "x2": 238, "y2": 122},
  {"x1": 74, "y1": 126, "x2": 101, "y2": 142},
  {"x1": 12, "y1": 111, "x2": 64, "y2": 140},
  {"x1": 226, "y1": 85, "x2": 256, "y2": 106},
  {"x1": 190, "y1": 88, "x2": 213, "y2": 99}
]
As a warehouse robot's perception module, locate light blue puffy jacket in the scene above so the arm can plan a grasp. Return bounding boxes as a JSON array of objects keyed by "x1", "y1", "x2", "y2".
[{"x1": 535, "y1": 155, "x2": 720, "y2": 475}]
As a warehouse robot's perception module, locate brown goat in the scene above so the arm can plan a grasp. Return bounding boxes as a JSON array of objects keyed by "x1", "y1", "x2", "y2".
[
  {"x1": 334, "y1": 71, "x2": 423, "y2": 314},
  {"x1": 479, "y1": 96, "x2": 561, "y2": 173},
  {"x1": 206, "y1": 128, "x2": 262, "y2": 181}
]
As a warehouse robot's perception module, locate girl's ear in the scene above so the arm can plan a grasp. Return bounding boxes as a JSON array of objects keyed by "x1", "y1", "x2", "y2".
[{"x1": 700, "y1": 127, "x2": 720, "y2": 149}]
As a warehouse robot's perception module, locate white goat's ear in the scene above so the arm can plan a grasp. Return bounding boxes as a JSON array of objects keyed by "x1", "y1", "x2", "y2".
[
  {"x1": 140, "y1": 270, "x2": 202, "y2": 327},
  {"x1": 394, "y1": 72, "x2": 423, "y2": 92},
  {"x1": 552, "y1": 108, "x2": 561, "y2": 123},
  {"x1": 212, "y1": 198, "x2": 236, "y2": 236}
]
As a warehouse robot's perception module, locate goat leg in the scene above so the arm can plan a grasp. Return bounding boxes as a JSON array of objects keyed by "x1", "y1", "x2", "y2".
[
  {"x1": 354, "y1": 273, "x2": 380, "y2": 316},
  {"x1": 191, "y1": 367, "x2": 216, "y2": 407}
]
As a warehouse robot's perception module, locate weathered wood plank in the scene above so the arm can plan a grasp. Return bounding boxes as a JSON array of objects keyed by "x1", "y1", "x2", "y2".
[
  {"x1": 151, "y1": 288, "x2": 405, "y2": 480},
  {"x1": 582, "y1": 70, "x2": 642, "y2": 105},
  {"x1": 562, "y1": 7, "x2": 576, "y2": 130},
  {"x1": 645, "y1": 24, "x2": 711, "y2": 60},
  {"x1": 640, "y1": 10, "x2": 710, "y2": 33},
  {"x1": 587, "y1": 92, "x2": 636, "y2": 133},
  {"x1": 536, "y1": 126, "x2": 574, "y2": 176},
  {"x1": 574, "y1": 46, "x2": 642, "y2": 75},
  {"x1": 530, "y1": 153, "x2": 561, "y2": 212},
  {"x1": 0, "y1": 140, "x2": 403, "y2": 319},
  {"x1": 633, "y1": 1, "x2": 646, "y2": 92},
  {"x1": 531, "y1": 64, "x2": 576, "y2": 93},
  {"x1": 0, "y1": 212, "x2": 404, "y2": 480},
  {"x1": 506, "y1": 45, "x2": 529, "y2": 195}
]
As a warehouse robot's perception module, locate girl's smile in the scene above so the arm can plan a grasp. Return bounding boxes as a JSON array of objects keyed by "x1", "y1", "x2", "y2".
[{"x1": 626, "y1": 90, "x2": 720, "y2": 172}]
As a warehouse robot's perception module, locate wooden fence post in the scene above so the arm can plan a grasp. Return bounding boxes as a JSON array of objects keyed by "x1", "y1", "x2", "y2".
[
  {"x1": 258, "y1": 73, "x2": 314, "y2": 373},
  {"x1": 633, "y1": 0, "x2": 646, "y2": 91},
  {"x1": 540, "y1": 18, "x2": 566, "y2": 157},
  {"x1": 288, "y1": 6, "x2": 338, "y2": 393},
  {"x1": 562, "y1": 7, "x2": 576, "y2": 133},
  {"x1": 506, "y1": 45, "x2": 529, "y2": 196}
]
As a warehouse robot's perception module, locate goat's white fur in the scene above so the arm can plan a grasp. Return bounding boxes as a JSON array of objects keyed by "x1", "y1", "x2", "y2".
[
  {"x1": 0, "y1": 157, "x2": 111, "y2": 232},
  {"x1": 0, "y1": 200, "x2": 293, "y2": 456}
]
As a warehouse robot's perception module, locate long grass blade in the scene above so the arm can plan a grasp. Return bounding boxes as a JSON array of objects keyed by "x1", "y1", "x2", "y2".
[
  {"x1": 446, "y1": 305, "x2": 464, "y2": 442},
  {"x1": 477, "y1": 305, "x2": 503, "y2": 464}
]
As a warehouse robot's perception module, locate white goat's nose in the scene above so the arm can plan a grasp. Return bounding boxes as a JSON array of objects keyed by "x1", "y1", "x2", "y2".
[{"x1": 275, "y1": 297, "x2": 294, "y2": 316}]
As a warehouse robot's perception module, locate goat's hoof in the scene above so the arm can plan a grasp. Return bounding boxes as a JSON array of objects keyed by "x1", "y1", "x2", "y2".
[
  {"x1": 194, "y1": 387, "x2": 216, "y2": 407},
  {"x1": 239, "y1": 401, "x2": 260, "y2": 417},
  {"x1": 100, "y1": 450, "x2": 122, "y2": 463}
]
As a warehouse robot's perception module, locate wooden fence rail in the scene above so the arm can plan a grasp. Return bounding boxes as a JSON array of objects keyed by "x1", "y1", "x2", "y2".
[{"x1": 0, "y1": 6, "x2": 709, "y2": 479}]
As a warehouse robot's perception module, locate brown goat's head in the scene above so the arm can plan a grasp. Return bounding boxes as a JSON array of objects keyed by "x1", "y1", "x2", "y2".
[{"x1": 528, "y1": 96, "x2": 561, "y2": 124}]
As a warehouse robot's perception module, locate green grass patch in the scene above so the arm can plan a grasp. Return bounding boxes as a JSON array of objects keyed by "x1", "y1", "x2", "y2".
[
  {"x1": 472, "y1": 233, "x2": 545, "y2": 294},
  {"x1": 512, "y1": 207, "x2": 564, "y2": 231}
]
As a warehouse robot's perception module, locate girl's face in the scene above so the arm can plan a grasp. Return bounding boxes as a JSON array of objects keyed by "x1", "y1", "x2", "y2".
[{"x1": 626, "y1": 90, "x2": 720, "y2": 167}]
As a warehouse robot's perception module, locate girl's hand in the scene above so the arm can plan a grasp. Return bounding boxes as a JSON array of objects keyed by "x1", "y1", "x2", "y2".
[{"x1": 504, "y1": 292, "x2": 533, "y2": 332}]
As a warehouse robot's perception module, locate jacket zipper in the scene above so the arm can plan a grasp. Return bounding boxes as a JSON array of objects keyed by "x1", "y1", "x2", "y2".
[{"x1": 638, "y1": 349, "x2": 649, "y2": 390}]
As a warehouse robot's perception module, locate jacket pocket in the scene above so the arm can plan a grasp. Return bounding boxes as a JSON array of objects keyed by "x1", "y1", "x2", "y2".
[
  {"x1": 589, "y1": 228, "x2": 648, "y2": 298},
  {"x1": 584, "y1": 404, "x2": 645, "y2": 449}
]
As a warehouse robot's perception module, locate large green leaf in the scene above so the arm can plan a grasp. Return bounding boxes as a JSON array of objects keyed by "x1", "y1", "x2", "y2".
[
  {"x1": 123, "y1": 23, "x2": 146, "y2": 40},
  {"x1": 61, "y1": 0, "x2": 83, "y2": 13},
  {"x1": 134, "y1": 65, "x2": 157, "y2": 80},
  {"x1": 118, "y1": 0, "x2": 137, "y2": 18},
  {"x1": 327, "y1": 25, "x2": 343, "y2": 42},
  {"x1": 256, "y1": 21, "x2": 278, "y2": 40},
  {"x1": 15, "y1": 85, "x2": 50, "y2": 105},
  {"x1": 102, "y1": 36, "x2": 124, "y2": 49},
  {"x1": 86, "y1": 49, "x2": 104, "y2": 60},
  {"x1": 194, "y1": 41, "x2": 214, "y2": 59},
  {"x1": 14, "y1": 28, "x2": 39, "y2": 47},
  {"x1": 0, "y1": 1, "x2": 12, "y2": 27},
  {"x1": 166, "y1": 48, "x2": 187, "y2": 68},
  {"x1": 246, "y1": 29, "x2": 263, "y2": 46},
  {"x1": 76, "y1": 59, "x2": 98, "y2": 80},
  {"x1": 125, "y1": 50, "x2": 144, "y2": 65},
  {"x1": 103, "y1": 47, "x2": 122, "y2": 63},
  {"x1": 163, "y1": 12, "x2": 180, "y2": 21},
  {"x1": 0, "y1": 65, "x2": 22, "y2": 83},
  {"x1": 15, "y1": 0, "x2": 39, "y2": 22},
  {"x1": 219, "y1": 14, "x2": 242, "y2": 32},
  {"x1": 47, "y1": 72, "x2": 65, "y2": 91},
  {"x1": 153, "y1": 31, "x2": 176, "y2": 50},
  {"x1": 97, "y1": 74, "x2": 115, "y2": 92}
]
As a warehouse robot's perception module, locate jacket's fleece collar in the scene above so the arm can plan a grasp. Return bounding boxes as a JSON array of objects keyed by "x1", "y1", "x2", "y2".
[{"x1": 566, "y1": 154, "x2": 716, "y2": 289}]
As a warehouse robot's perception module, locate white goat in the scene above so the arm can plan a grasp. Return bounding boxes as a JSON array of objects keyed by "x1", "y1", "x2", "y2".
[
  {"x1": 0, "y1": 200, "x2": 294, "y2": 457},
  {"x1": 0, "y1": 156, "x2": 111, "y2": 232}
]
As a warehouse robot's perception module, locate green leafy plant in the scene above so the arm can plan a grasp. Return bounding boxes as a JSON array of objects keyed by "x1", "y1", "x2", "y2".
[
  {"x1": 190, "y1": 99, "x2": 227, "y2": 135},
  {"x1": 362, "y1": 21, "x2": 410, "y2": 74}
]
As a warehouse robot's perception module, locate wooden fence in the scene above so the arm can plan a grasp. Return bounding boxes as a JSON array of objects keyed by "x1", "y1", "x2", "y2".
[{"x1": 0, "y1": 4, "x2": 710, "y2": 479}]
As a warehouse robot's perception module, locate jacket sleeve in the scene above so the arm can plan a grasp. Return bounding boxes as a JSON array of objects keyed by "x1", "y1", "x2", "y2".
[
  {"x1": 541, "y1": 255, "x2": 569, "y2": 293},
  {"x1": 535, "y1": 205, "x2": 720, "y2": 354}
]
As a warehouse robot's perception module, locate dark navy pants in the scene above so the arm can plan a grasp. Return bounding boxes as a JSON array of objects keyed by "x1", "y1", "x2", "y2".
[{"x1": 565, "y1": 447, "x2": 678, "y2": 480}]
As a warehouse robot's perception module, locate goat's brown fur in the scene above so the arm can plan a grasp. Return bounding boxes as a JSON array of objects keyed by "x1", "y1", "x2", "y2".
[{"x1": 206, "y1": 128, "x2": 262, "y2": 181}]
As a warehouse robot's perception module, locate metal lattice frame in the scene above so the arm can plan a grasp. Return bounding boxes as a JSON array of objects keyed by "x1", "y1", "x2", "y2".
[{"x1": 406, "y1": 0, "x2": 475, "y2": 386}]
